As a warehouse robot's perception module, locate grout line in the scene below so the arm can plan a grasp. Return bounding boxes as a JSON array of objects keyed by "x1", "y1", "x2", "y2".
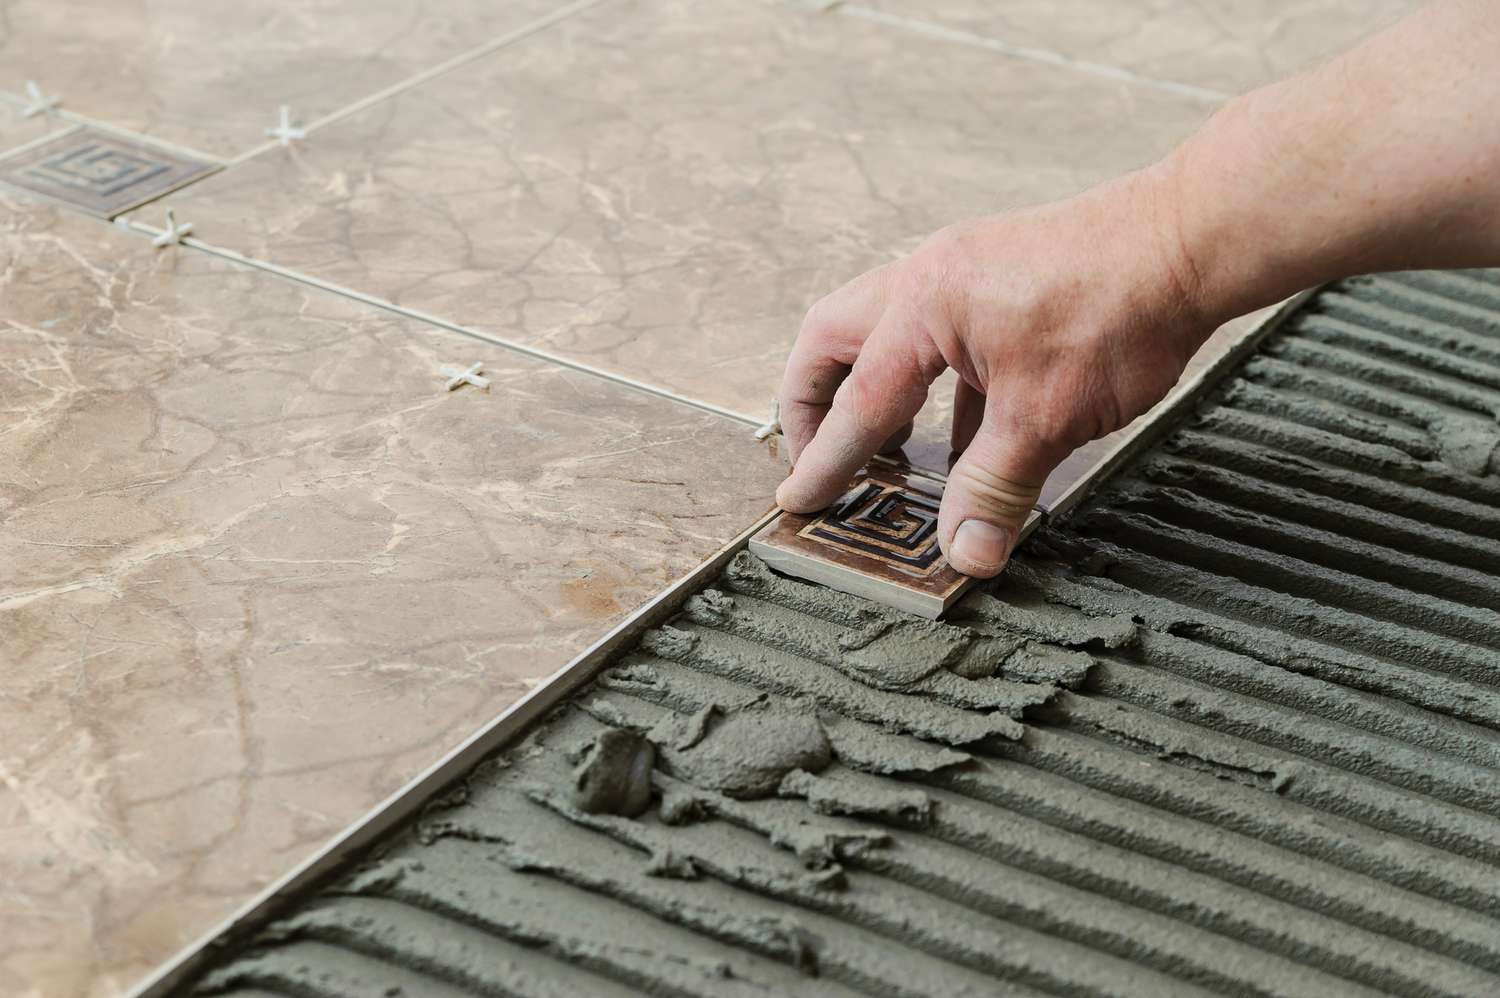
[
  {"x1": 4, "y1": 0, "x2": 605, "y2": 170},
  {"x1": 111, "y1": 222, "x2": 951, "y2": 479},
  {"x1": 0, "y1": 121, "x2": 82, "y2": 162},
  {"x1": 115, "y1": 218, "x2": 942, "y2": 480},
  {"x1": 226, "y1": 0, "x2": 612, "y2": 166},
  {"x1": 0, "y1": 93, "x2": 227, "y2": 165},
  {"x1": 838, "y1": 5, "x2": 1231, "y2": 104},
  {"x1": 122, "y1": 505, "x2": 781, "y2": 998},
  {"x1": 120, "y1": 218, "x2": 766, "y2": 427}
]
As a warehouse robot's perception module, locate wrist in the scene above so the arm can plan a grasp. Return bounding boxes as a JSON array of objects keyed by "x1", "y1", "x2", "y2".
[
  {"x1": 1092, "y1": 161, "x2": 1225, "y2": 363},
  {"x1": 1149, "y1": 92, "x2": 1326, "y2": 326}
]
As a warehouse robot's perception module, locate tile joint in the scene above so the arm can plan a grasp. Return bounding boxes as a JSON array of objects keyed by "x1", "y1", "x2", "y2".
[
  {"x1": 122, "y1": 505, "x2": 782, "y2": 998},
  {"x1": 836, "y1": 5, "x2": 1229, "y2": 104},
  {"x1": 0, "y1": 91, "x2": 226, "y2": 165},
  {"x1": 226, "y1": 0, "x2": 613, "y2": 166},
  {"x1": 117, "y1": 218, "x2": 771, "y2": 431}
]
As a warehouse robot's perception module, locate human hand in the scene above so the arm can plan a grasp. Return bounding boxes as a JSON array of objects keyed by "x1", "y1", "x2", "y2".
[{"x1": 775, "y1": 168, "x2": 1219, "y2": 578}]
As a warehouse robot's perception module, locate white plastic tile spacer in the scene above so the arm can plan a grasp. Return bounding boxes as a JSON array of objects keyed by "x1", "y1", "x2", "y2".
[
  {"x1": 439, "y1": 362, "x2": 490, "y2": 391},
  {"x1": 265, "y1": 105, "x2": 306, "y2": 146},
  {"x1": 20, "y1": 80, "x2": 60, "y2": 118},
  {"x1": 753, "y1": 398, "x2": 781, "y2": 440},
  {"x1": 151, "y1": 209, "x2": 193, "y2": 248}
]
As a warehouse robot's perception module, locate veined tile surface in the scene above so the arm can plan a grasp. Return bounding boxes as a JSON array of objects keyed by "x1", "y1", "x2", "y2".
[
  {"x1": 0, "y1": 0, "x2": 562, "y2": 159},
  {"x1": 0, "y1": 197, "x2": 782, "y2": 997},
  {"x1": 159, "y1": 0, "x2": 1220, "y2": 441},
  {"x1": 853, "y1": 0, "x2": 1422, "y2": 96}
]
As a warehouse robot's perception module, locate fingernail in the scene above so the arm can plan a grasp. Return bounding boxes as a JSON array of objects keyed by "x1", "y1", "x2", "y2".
[{"x1": 953, "y1": 520, "x2": 1013, "y2": 574}]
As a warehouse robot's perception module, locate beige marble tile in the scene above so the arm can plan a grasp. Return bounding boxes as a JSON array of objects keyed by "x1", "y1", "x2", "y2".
[
  {"x1": 0, "y1": 196, "x2": 782, "y2": 997},
  {"x1": 161, "y1": 0, "x2": 1219, "y2": 429},
  {"x1": 854, "y1": 0, "x2": 1422, "y2": 97},
  {"x1": 0, "y1": 0, "x2": 561, "y2": 158}
]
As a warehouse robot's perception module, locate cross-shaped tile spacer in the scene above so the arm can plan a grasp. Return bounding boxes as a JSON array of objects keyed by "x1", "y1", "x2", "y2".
[
  {"x1": 439, "y1": 362, "x2": 490, "y2": 391},
  {"x1": 21, "y1": 81, "x2": 60, "y2": 118},
  {"x1": 151, "y1": 209, "x2": 193, "y2": 248},
  {"x1": 753, "y1": 398, "x2": 782, "y2": 440},
  {"x1": 265, "y1": 105, "x2": 306, "y2": 146}
]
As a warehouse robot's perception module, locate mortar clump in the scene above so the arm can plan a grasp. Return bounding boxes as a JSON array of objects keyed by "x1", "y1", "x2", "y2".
[
  {"x1": 569, "y1": 728, "x2": 656, "y2": 817},
  {"x1": 660, "y1": 707, "x2": 832, "y2": 799},
  {"x1": 836, "y1": 617, "x2": 973, "y2": 690}
]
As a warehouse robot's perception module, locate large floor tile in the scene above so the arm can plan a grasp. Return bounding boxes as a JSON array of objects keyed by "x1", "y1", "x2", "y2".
[
  {"x1": 854, "y1": 0, "x2": 1421, "y2": 97},
  {"x1": 0, "y1": 195, "x2": 781, "y2": 996},
  {"x1": 160, "y1": 0, "x2": 1219, "y2": 435},
  {"x1": 0, "y1": 0, "x2": 563, "y2": 159}
]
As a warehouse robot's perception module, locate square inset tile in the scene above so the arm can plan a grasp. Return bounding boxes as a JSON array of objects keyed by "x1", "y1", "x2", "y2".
[
  {"x1": 750, "y1": 467, "x2": 975, "y2": 618},
  {"x1": 0, "y1": 126, "x2": 217, "y2": 216}
]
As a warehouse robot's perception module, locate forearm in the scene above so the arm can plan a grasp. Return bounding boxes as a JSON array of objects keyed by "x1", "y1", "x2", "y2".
[
  {"x1": 777, "y1": 1, "x2": 1500, "y2": 575},
  {"x1": 1159, "y1": 0, "x2": 1500, "y2": 329}
]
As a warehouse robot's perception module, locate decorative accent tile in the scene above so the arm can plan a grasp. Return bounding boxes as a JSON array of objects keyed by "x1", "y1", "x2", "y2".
[
  {"x1": 0, "y1": 127, "x2": 218, "y2": 216},
  {"x1": 750, "y1": 467, "x2": 976, "y2": 618}
]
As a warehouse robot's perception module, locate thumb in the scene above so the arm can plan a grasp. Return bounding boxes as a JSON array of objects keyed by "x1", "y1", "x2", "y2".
[{"x1": 937, "y1": 417, "x2": 1061, "y2": 578}]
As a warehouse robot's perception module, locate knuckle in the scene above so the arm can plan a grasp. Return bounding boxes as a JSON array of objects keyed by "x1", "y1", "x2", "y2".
[
  {"x1": 1028, "y1": 407, "x2": 1096, "y2": 455},
  {"x1": 799, "y1": 294, "x2": 841, "y2": 340},
  {"x1": 915, "y1": 225, "x2": 962, "y2": 268},
  {"x1": 908, "y1": 238, "x2": 956, "y2": 297},
  {"x1": 907, "y1": 227, "x2": 977, "y2": 327},
  {"x1": 1017, "y1": 372, "x2": 1117, "y2": 452},
  {"x1": 831, "y1": 376, "x2": 887, "y2": 438}
]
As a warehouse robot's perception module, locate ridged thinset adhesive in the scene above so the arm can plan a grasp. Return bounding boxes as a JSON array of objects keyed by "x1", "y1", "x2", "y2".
[{"x1": 191, "y1": 270, "x2": 1500, "y2": 998}]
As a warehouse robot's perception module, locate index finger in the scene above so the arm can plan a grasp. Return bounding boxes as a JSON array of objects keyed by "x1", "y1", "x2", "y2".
[
  {"x1": 776, "y1": 312, "x2": 944, "y2": 512},
  {"x1": 778, "y1": 264, "x2": 894, "y2": 464}
]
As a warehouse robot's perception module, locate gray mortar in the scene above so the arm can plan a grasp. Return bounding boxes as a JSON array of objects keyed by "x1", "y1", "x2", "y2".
[
  {"x1": 659, "y1": 708, "x2": 833, "y2": 799},
  {"x1": 194, "y1": 271, "x2": 1500, "y2": 998},
  {"x1": 569, "y1": 727, "x2": 656, "y2": 817}
]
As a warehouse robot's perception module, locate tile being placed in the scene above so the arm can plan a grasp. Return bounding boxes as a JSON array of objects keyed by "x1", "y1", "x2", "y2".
[
  {"x1": 0, "y1": 195, "x2": 781, "y2": 997},
  {"x1": 0, "y1": 125, "x2": 218, "y2": 216},
  {"x1": 854, "y1": 0, "x2": 1421, "y2": 97},
  {"x1": 0, "y1": 0, "x2": 564, "y2": 158},
  {"x1": 750, "y1": 466, "x2": 1039, "y2": 618},
  {"x1": 159, "y1": 0, "x2": 1219, "y2": 425}
]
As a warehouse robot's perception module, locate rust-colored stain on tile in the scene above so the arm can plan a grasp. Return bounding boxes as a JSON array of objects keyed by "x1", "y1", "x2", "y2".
[
  {"x1": 749, "y1": 466, "x2": 974, "y2": 618},
  {"x1": 0, "y1": 194, "x2": 787, "y2": 994},
  {"x1": 0, "y1": 127, "x2": 218, "y2": 217}
]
